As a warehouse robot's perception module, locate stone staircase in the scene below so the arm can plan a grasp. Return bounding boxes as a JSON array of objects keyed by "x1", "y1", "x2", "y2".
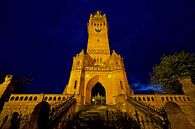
[{"x1": 65, "y1": 106, "x2": 139, "y2": 129}]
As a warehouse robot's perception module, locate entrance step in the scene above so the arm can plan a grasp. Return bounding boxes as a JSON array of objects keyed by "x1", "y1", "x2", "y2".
[{"x1": 65, "y1": 106, "x2": 139, "y2": 129}]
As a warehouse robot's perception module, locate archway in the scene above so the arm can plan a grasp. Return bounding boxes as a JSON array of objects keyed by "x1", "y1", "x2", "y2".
[
  {"x1": 22, "y1": 101, "x2": 50, "y2": 129},
  {"x1": 164, "y1": 102, "x2": 194, "y2": 129},
  {"x1": 91, "y1": 82, "x2": 106, "y2": 105}
]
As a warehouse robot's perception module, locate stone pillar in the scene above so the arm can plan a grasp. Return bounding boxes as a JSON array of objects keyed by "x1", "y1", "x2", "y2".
[{"x1": 178, "y1": 76, "x2": 195, "y2": 102}]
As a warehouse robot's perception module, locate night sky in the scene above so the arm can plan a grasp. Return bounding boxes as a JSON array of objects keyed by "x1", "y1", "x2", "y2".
[{"x1": 1, "y1": 0, "x2": 195, "y2": 93}]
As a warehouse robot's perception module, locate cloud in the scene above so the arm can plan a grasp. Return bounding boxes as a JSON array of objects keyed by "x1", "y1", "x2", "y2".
[{"x1": 131, "y1": 83, "x2": 166, "y2": 94}]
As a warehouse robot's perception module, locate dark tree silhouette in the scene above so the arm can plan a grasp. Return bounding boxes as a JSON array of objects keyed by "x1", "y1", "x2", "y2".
[{"x1": 151, "y1": 51, "x2": 195, "y2": 94}]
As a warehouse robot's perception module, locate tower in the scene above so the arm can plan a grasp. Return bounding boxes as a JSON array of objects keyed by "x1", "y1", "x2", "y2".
[
  {"x1": 87, "y1": 11, "x2": 110, "y2": 64},
  {"x1": 63, "y1": 11, "x2": 133, "y2": 105}
]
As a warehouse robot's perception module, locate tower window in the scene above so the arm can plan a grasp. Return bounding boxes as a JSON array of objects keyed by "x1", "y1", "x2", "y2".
[
  {"x1": 120, "y1": 81, "x2": 123, "y2": 89},
  {"x1": 77, "y1": 61, "x2": 80, "y2": 65},
  {"x1": 74, "y1": 80, "x2": 77, "y2": 89}
]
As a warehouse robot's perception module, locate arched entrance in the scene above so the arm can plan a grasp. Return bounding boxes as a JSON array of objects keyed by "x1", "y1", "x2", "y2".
[
  {"x1": 22, "y1": 101, "x2": 50, "y2": 129},
  {"x1": 164, "y1": 102, "x2": 194, "y2": 129},
  {"x1": 91, "y1": 82, "x2": 106, "y2": 105}
]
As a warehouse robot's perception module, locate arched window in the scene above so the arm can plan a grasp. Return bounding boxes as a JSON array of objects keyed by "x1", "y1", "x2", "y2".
[
  {"x1": 19, "y1": 96, "x2": 24, "y2": 101},
  {"x1": 58, "y1": 97, "x2": 61, "y2": 101},
  {"x1": 138, "y1": 97, "x2": 141, "y2": 101},
  {"x1": 183, "y1": 97, "x2": 186, "y2": 101},
  {"x1": 44, "y1": 97, "x2": 48, "y2": 101},
  {"x1": 161, "y1": 97, "x2": 164, "y2": 101},
  {"x1": 120, "y1": 81, "x2": 123, "y2": 89},
  {"x1": 15, "y1": 97, "x2": 19, "y2": 101},
  {"x1": 151, "y1": 97, "x2": 155, "y2": 101},
  {"x1": 147, "y1": 97, "x2": 150, "y2": 101},
  {"x1": 33, "y1": 96, "x2": 37, "y2": 101},
  {"x1": 178, "y1": 97, "x2": 181, "y2": 101},
  {"x1": 29, "y1": 96, "x2": 32, "y2": 101},
  {"x1": 53, "y1": 97, "x2": 56, "y2": 101},
  {"x1": 24, "y1": 97, "x2": 28, "y2": 101},
  {"x1": 166, "y1": 97, "x2": 169, "y2": 101},
  {"x1": 49, "y1": 97, "x2": 52, "y2": 101},
  {"x1": 100, "y1": 57, "x2": 102, "y2": 62},
  {"x1": 187, "y1": 97, "x2": 190, "y2": 101},
  {"x1": 174, "y1": 97, "x2": 177, "y2": 101},
  {"x1": 143, "y1": 97, "x2": 145, "y2": 101},
  {"x1": 170, "y1": 97, "x2": 173, "y2": 101},
  {"x1": 10, "y1": 96, "x2": 15, "y2": 101},
  {"x1": 74, "y1": 80, "x2": 77, "y2": 89}
]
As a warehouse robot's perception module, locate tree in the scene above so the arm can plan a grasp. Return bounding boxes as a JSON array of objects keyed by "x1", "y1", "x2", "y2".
[{"x1": 151, "y1": 51, "x2": 195, "y2": 94}]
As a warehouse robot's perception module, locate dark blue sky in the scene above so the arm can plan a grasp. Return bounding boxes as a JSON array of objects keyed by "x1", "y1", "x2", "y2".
[{"x1": 1, "y1": 0, "x2": 195, "y2": 93}]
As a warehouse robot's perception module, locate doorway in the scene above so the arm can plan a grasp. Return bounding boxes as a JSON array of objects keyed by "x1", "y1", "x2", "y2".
[{"x1": 91, "y1": 82, "x2": 106, "y2": 105}]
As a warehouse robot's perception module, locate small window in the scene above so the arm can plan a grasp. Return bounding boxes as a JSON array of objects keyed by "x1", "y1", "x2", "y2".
[
  {"x1": 174, "y1": 97, "x2": 177, "y2": 101},
  {"x1": 44, "y1": 97, "x2": 48, "y2": 100},
  {"x1": 15, "y1": 97, "x2": 19, "y2": 101},
  {"x1": 187, "y1": 97, "x2": 190, "y2": 101},
  {"x1": 74, "y1": 80, "x2": 77, "y2": 89},
  {"x1": 134, "y1": 97, "x2": 137, "y2": 101},
  {"x1": 183, "y1": 97, "x2": 186, "y2": 101},
  {"x1": 10, "y1": 97, "x2": 15, "y2": 101},
  {"x1": 53, "y1": 97, "x2": 56, "y2": 101},
  {"x1": 166, "y1": 97, "x2": 169, "y2": 101},
  {"x1": 120, "y1": 81, "x2": 123, "y2": 89},
  {"x1": 19, "y1": 96, "x2": 24, "y2": 101},
  {"x1": 161, "y1": 97, "x2": 164, "y2": 101},
  {"x1": 170, "y1": 97, "x2": 173, "y2": 101},
  {"x1": 178, "y1": 97, "x2": 181, "y2": 101},
  {"x1": 58, "y1": 97, "x2": 61, "y2": 101},
  {"x1": 29, "y1": 96, "x2": 32, "y2": 101},
  {"x1": 49, "y1": 97, "x2": 52, "y2": 101},
  {"x1": 143, "y1": 97, "x2": 145, "y2": 101},
  {"x1": 147, "y1": 97, "x2": 150, "y2": 101},
  {"x1": 151, "y1": 97, "x2": 154, "y2": 101},
  {"x1": 24, "y1": 97, "x2": 28, "y2": 101},
  {"x1": 33, "y1": 97, "x2": 37, "y2": 101},
  {"x1": 138, "y1": 97, "x2": 141, "y2": 101}
]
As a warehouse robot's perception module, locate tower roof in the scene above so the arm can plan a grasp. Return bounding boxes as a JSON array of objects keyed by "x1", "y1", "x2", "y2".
[{"x1": 89, "y1": 11, "x2": 106, "y2": 21}]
